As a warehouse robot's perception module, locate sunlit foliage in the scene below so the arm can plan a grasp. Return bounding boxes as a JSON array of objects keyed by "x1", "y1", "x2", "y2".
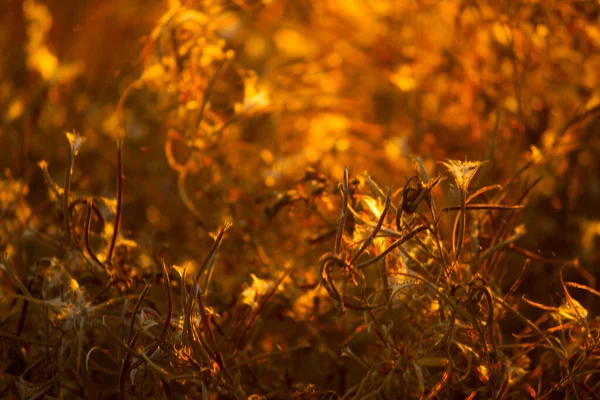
[{"x1": 1, "y1": 0, "x2": 600, "y2": 398}]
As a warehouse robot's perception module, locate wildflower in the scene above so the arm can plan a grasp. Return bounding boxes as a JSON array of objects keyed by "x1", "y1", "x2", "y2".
[
  {"x1": 440, "y1": 159, "x2": 486, "y2": 193},
  {"x1": 241, "y1": 274, "x2": 274, "y2": 309},
  {"x1": 66, "y1": 131, "x2": 86, "y2": 158}
]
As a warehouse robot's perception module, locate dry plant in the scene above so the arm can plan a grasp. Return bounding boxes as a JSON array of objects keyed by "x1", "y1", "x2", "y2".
[{"x1": 1, "y1": 0, "x2": 600, "y2": 399}]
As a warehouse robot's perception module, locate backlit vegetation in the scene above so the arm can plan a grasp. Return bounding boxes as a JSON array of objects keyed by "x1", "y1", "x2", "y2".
[{"x1": 1, "y1": 0, "x2": 600, "y2": 398}]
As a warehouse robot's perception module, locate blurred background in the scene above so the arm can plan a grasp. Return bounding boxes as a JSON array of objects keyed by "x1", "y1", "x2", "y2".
[
  {"x1": 2, "y1": 0, "x2": 599, "y2": 297},
  {"x1": 1, "y1": 1, "x2": 599, "y2": 394}
]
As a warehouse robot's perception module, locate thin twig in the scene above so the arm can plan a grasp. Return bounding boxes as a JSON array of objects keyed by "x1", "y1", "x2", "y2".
[
  {"x1": 350, "y1": 186, "x2": 392, "y2": 266},
  {"x1": 107, "y1": 141, "x2": 124, "y2": 264},
  {"x1": 335, "y1": 166, "x2": 349, "y2": 255},
  {"x1": 84, "y1": 198, "x2": 106, "y2": 271}
]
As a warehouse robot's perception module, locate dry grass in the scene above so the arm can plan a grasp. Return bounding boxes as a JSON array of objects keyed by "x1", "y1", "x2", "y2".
[{"x1": 1, "y1": 1, "x2": 600, "y2": 399}]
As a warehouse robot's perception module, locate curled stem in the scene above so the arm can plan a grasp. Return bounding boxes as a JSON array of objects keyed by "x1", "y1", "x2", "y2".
[{"x1": 84, "y1": 198, "x2": 106, "y2": 271}]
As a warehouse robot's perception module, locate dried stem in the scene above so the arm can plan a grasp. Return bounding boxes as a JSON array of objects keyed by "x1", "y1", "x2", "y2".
[
  {"x1": 335, "y1": 166, "x2": 349, "y2": 256},
  {"x1": 107, "y1": 141, "x2": 123, "y2": 265}
]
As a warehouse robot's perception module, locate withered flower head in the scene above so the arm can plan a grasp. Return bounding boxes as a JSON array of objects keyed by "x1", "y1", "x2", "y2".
[
  {"x1": 66, "y1": 131, "x2": 86, "y2": 157},
  {"x1": 440, "y1": 159, "x2": 486, "y2": 193}
]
